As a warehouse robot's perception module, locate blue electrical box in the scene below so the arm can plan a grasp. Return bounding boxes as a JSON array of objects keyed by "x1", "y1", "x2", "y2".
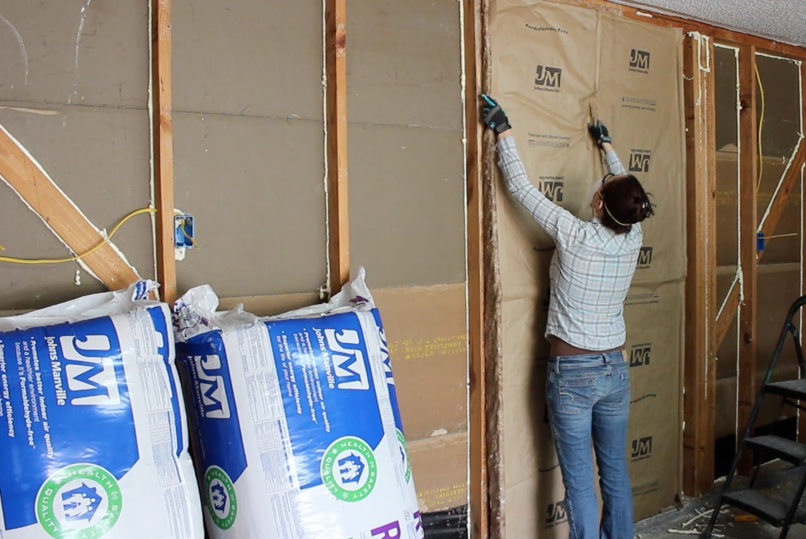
[{"x1": 175, "y1": 214, "x2": 195, "y2": 249}]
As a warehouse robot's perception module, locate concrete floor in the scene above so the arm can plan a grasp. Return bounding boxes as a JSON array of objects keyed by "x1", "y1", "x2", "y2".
[{"x1": 635, "y1": 467, "x2": 806, "y2": 539}]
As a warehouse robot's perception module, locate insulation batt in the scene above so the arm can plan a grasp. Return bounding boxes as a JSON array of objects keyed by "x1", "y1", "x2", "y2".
[
  {"x1": 0, "y1": 281, "x2": 204, "y2": 539},
  {"x1": 174, "y1": 268, "x2": 423, "y2": 539}
]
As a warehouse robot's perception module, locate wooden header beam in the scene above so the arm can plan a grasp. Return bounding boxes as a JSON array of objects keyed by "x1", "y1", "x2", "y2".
[
  {"x1": 151, "y1": 0, "x2": 177, "y2": 304},
  {"x1": 547, "y1": 0, "x2": 806, "y2": 60},
  {"x1": 0, "y1": 126, "x2": 141, "y2": 290},
  {"x1": 326, "y1": 0, "x2": 350, "y2": 295},
  {"x1": 682, "y1": 34, "x2": 717, "y2": 496}
]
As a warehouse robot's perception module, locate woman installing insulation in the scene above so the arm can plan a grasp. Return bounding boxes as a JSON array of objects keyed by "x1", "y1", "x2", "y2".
[{"x1": 480, "y1": 95, "x2": 654, "y2": 539}]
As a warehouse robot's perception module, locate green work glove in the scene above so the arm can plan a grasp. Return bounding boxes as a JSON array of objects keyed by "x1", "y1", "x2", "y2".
[
  {"x1": 588, "y1": 120, "x2": 612, "y2": 148},
  {"x1": 480, "y1": 94, "x2": 512, "y2": 134}
]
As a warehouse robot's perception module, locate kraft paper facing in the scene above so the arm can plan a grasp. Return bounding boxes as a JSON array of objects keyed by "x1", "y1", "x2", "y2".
[{"x1": 491, "y1": 1, "x2": 687, "y2": 531}]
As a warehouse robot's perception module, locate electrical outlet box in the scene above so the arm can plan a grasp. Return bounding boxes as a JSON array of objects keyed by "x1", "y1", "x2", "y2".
[{"x1": 174, "y1": 214, "x2": 195, "y2": 249}]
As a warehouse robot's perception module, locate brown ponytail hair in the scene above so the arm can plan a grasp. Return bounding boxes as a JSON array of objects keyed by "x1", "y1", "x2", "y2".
[{"x1": 600, "y1": 174, "x2": 655, "y2": 234}]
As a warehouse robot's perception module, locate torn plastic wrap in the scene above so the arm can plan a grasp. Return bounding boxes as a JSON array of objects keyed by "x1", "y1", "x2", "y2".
[{"x1": 174, "y1": 268, "x2": 422, "y2": 539}]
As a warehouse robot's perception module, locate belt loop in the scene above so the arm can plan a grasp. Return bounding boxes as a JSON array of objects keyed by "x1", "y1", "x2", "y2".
[
  {"x1": 602, "y1": 353, "x2": 608, "y2": 364},
  {"x1": 555, "y1": 359, "x2": 561, "y2": 374}
]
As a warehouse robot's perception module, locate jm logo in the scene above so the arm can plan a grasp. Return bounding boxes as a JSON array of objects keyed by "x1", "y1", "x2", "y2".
[
  {"x1": 630, "y1": 49, "x2": 651, "y2": 72},
  {"x1": 546, "y1": 501, "x2": 568, "y2": 525},
  {"x1": 535, "y1": 65, "x2": 562, "y2": 89},
  {"x1": 632, "y1": 436, "x2": 653, "y2": 460},
  {"x1": 61, "y1": 335, "x2": 121, "y2": 405},
  {"x1": 637, "y1": 247, "x2": 653, "y2": 268},
  {"x1": 326, "y1": 329, "x2": 370, "y2": 390},
  {"x1": 630, "y1": 345, "x2": 651, "y2": 367},
  {"x1": 194, "y1": 354, "x2": 230, "y2": 419},
  {"x1": 629, "y1": 151, "x2": 652, "y2": 172},
  {"x1": 378, "y1": 325, "x2": 395, "y2": 386},
  {"x1": 539, "y1": 181, "x2": 564, "y2": 202}
]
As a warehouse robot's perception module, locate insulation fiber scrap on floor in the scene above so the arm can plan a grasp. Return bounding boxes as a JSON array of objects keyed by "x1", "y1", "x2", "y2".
[{"x1": 491, "y1": 1, "x2": 687, "y2": 536}]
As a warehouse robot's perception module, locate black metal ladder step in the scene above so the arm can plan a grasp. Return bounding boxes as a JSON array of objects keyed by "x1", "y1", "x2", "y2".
[
  {"x1": 723, "y1": 490, "x2": 806, "y2": 527},
  {"x1": 766, "y1": 379, "x2": 806, "y2": 400},
  {"x1": 747, "y1": 435, "x2": 806, "y2": 464}
]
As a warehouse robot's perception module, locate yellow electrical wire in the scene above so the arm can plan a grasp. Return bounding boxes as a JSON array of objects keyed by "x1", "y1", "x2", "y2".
[
  {"x1": 755, "y1": 63, "x2": 765, "y2": 190},
  {"x1": 180, "y1": 220, "x2": 198, "y2": 248},
  {"x1": 173, "y1": 209, "x2": 198, "y2": 249},
  {"x1": 0, "y1": 208, "x2": 157, "y2": 265}
]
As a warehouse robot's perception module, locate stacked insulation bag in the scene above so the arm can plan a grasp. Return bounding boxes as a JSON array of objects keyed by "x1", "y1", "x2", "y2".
[
  {"x1": 0, "y1": 281, "x2": 204, "y2": 539},
  {"x1": 174, "y1": 269, "x2": 422, "y2": 539}
]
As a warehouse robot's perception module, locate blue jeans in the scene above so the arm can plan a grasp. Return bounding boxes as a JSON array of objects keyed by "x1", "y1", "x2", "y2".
[{"x1": 546, "y1": 352, "x2": 633, "y2": 539}]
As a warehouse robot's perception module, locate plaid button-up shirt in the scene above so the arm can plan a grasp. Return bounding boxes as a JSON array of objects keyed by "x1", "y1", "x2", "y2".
[{"x1": 497, "y1": 136, "x2": 643, "y2": 351}]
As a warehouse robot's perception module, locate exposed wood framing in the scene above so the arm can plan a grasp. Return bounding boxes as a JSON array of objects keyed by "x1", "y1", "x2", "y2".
[
  {"x1": 682, "y1": 34, "x2": 717, "y2": 497},
  {"x1": 464, "y1": 0, "x2": 488, "y2": 536},
  {"x1": 151, "y1": 0, "x2": 177, "y2": 304},
  {"x1": 547, "y1": 0, "x2": 806, "y2": 60},
  {"x1": 737, "y1": 45, "x2": 759, "y2": 472},
  {"x1": 0, "y1": 126, "x2": 141, "y2": 289},
  {"x1": 715, "y1": 129, "x2": 806, "y2": 350},
  {"x1": 800, "y1": 65, "x2": 806, "y2": 444},
  {"x1": 478, "y1": 0, "x2": 506, "y2": 535},
  {"x1": 326, "y1": 0, "x2": 350, "y2": 295}
]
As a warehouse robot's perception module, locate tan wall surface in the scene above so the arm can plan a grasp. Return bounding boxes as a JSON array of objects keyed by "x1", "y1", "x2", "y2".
[
  {"x1": 492, "y1": 1, "x2": 686, "y2": 534},
  {"x1": 0, "y1": 1, "x2": 153, "y2": 309}
]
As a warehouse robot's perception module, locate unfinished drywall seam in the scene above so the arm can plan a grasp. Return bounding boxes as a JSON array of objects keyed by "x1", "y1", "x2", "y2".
[
  {"x1": 0, "y1": 122, "x2": 140, "y2": 282},
  {"x1": 147, "y1": 0, "x2": 158, "y2": 283},
  {"x1": 321, "y1": 0, "x2": 331, "y2": 300},
  {"x1": 0, "y1": 12, "x2": 28, "y2": 86}
]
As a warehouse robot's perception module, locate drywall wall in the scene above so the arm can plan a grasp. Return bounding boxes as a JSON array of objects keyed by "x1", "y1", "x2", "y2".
[
  {"x1": 347, "y1": 0, "x2": 466, "y2": 288},
  {"x1": 346, "y1": 0, "x2": 469, "y2": 512},
  {"x1": 0, "y1": 1, "x2": 154, "y2": 310},
  {"x1": 172, "y1": 0, "x2": 327, "y2": 297},
  {"x1": 0, "y1": 0, "x2": 470, "y2": 519}
]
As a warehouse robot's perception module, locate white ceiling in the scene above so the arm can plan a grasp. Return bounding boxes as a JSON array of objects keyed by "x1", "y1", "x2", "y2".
[{"x1": 610, "y1": 0, "x2": 806, "y2": 46}]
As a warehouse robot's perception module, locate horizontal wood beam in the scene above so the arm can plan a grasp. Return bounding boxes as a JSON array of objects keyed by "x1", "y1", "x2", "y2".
[
  {"x1": 547, "y1": 0, "x2": 806, "y2": 60},
  {"x1": 0, "y1": 125, "x2": 141, "y2": 290}
]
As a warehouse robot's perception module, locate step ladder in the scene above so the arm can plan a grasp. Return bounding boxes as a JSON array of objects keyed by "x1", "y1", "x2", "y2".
[{"x1": 703, "y1": 296, "x2": 806, "y2": 539}]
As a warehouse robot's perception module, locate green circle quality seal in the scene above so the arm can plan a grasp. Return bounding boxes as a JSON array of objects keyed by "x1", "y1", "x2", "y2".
[
  {"x1": 204, "y1": 466, "x2": 237, "y2": 530},
  {"x1": 321, "y1": 436, "x2": 378, "y2": 502},
  {"x1": 396, "y1": 429, "x2": 412, "y2": 484},
  {"x1": 36, "y1": 463, "x2": 122, "y2": 539}
]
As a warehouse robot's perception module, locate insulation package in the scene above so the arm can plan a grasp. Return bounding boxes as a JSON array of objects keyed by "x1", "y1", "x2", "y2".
[
  {"x1": 491, "y1": 1, "x2": 687, "y2": 535},
  {"x1": 174, "y1": 269, "x2": 422, "y2": 539},
  {"x1": 0, "y1": 281, "x2": 203, "y2": 539}
]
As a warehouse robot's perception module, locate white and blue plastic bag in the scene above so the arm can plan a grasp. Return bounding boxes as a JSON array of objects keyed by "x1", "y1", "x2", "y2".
[
  {"x1": 0, "y1": 281, "x2": 204, "y2": 539},
  {"x1": 175, "y1": 269, "x2": 422, "y2": 539}
]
